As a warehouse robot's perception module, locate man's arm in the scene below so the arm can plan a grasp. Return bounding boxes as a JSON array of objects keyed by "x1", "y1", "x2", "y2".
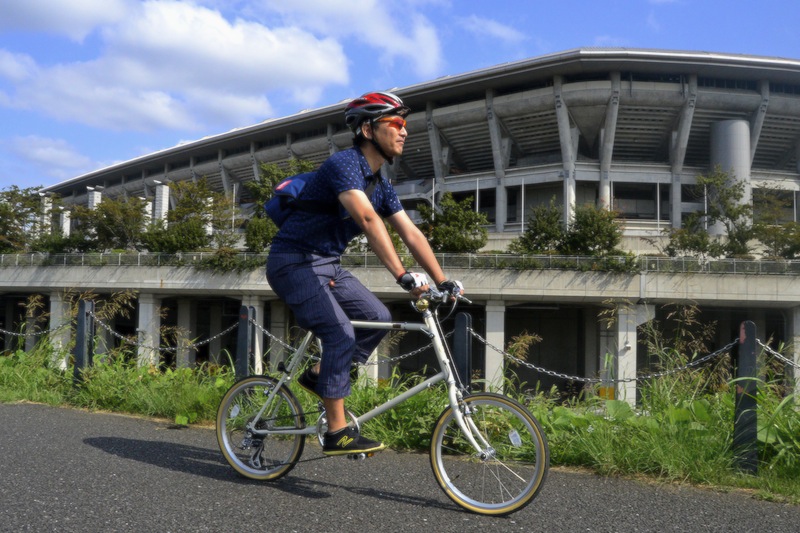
[
  {"x1": 385, "y1": 210, "x2": 446, "y2": 285},
  {"x1": 338, "y1": 189, "x2": 407, "y2": 280}
]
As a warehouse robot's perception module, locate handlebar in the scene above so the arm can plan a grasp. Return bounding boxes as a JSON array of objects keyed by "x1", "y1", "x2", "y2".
[{"x1": 415, "y1": 288, "x2": 472, "y2": 313}]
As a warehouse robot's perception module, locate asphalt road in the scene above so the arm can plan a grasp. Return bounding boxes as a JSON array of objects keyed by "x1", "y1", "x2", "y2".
[{"x1": 1, "y1": 403, "x2": 798, "y2": 533}]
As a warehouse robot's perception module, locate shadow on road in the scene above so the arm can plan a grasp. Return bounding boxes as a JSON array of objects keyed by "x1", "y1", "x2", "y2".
[
  {"x1": 84, "y1": 435, "x2": 452, "y2": 510},
  {"x1": 84, "y1": 436, "x2": 330, "y2": 498}
]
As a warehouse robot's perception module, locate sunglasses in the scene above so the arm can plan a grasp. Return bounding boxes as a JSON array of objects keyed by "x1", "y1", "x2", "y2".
[{"x1": 375, "y1": 116, "x2": 407, "y2": 131}]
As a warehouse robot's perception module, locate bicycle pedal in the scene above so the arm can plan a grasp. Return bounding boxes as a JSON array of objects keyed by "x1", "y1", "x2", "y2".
[{"x1": 346, "y1": 452, "x2": 374, "y2": 461}]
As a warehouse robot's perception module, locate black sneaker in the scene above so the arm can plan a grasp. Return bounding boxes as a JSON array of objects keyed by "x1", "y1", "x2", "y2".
[
  {"x1": 322, "y1": 426, "x2": 386, "y2": 456},
  {"x1": 297, "y1": 368, "x2": 320, "y2": 398}
]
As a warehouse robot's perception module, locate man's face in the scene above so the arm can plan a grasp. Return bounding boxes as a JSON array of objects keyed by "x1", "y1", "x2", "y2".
[{"x1": 369, "y1": 115, "x2": 407, "y2": 158}]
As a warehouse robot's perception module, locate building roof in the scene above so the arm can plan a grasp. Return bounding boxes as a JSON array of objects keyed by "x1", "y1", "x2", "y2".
[{"x1": 43, "y1": 47, "x2": 800, "y2": 203}]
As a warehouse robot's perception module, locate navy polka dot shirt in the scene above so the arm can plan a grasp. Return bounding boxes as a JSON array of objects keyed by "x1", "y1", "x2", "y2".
[{"x1": 270, "y1": 146, "x2": 404, "y2": 256}]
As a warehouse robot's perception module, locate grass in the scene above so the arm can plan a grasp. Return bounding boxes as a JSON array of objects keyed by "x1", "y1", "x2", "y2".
[{"x1": 1, "y1": 341, "x2": 799, "y2": 504}]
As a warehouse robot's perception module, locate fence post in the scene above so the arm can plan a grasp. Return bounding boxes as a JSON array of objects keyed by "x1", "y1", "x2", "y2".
[
  {"x1": 453, "y1": 312, "x2": 472, "y2": 391},
  {"x1": 249, "y1": 306, "x2": 260, "y2": 374},
  {"x1": 235, "y1": 305, "x2": 254, "y2": 379},
  {"x1": 73, "y1": 300, "x2": 95, "y2": 385},
  {"x1": 734, "y1": 320, "x2": 758, "y2": 474}
]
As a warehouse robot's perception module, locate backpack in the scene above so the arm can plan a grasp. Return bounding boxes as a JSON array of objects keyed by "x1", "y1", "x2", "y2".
[
  {"x1": 263, "y1": 171, "x2": 338, "y2": 227},
  {"x1": 263, "y1": 171, "x2": 380, "y2": 228}
]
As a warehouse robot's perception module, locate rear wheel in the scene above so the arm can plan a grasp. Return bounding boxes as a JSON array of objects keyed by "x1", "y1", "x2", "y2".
[
  {"x1": 430, "y1": 393, "x2": 549, "y2": 515},
  {"x1": 216, "y1": 376, "x2": 305, "y2": 480}
]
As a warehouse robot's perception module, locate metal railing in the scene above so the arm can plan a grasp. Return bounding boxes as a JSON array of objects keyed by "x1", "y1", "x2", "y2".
[{"x1": 3, "y1": 251, "x2": 800, "y2": 275}]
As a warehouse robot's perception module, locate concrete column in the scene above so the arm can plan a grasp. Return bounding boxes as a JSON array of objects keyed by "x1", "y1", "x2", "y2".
[
  {"x1": 268, "y1": 300, "x2": 289, "y2": 371},
  {"x1": 599, "y1": 72, "x2": 621, "y2": 209},
  {"x1": 791, "y1": 307, "x2": 800, "y2": 397},
  {"x1": 615, "y1": 303, "x2": 655, "y2": 405},
  {"x1": 94, "y1": 317, "x2": 112, "y2": 359},
  {"x1": 242, "y1": 296, "x2": 265, "y2": 374},
  {"x1": 153, "y1": 183, "x2": 170, "y2": 222},
  {"x1": 142, "y1": 198, "x2": 153, "y2": 227},
  {"x1": 426, "y1": 103, "x2": 447, "y2": 214},
  {"x1": 709, "y1": 120, "x2": 751, "y2": 235},
  {"x1": 487, "y1": 90, "x2": 510, "y2": 232},
  {"x1": 3, "y1": 298, "x2": 15, "y2": 352},
  {"x1": 208, "y1": 303, "x2": 223, "y2": 365},
  {"x1": 364, "y1": 335, "x2": 392, "y2": 384},
  {"x1": 48, "y1": 292, "x2": 71, "y2": 371},
  {"x1": 485, "y1": 301, "x2": 506, "y2": 393},
  {"x1": 39, "y1": 194, "x2": 52, "y2": 236},
  {"x1": 671, "y1": 74, "x2": 697, "y2": 229},
  {"x1": 136, "y1": 293, "x2": 162, "y2": 366},
  {"x1": 58, "y1": 210, "x2": 71, "y2": 237},
  {"x1": 87, "y1": 187, "x2": 102, "y2": 210},
  {"x1": 24, "y1": 305, "x2": 38, "y2": 352},
  {"x1": 176, "y1": 298, "x2": 197, "y2": 368},
  {"x1": 554, "y1": 76, "x2": 577, "y2": 227}
]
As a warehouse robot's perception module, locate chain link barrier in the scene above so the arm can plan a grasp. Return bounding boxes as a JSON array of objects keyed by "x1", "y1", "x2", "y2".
[
  {"x1": 757, "y1": 339, "x2": 800, "y2": 370},
  {"x1": 248, "y1": 318, "x2": 452, "y2": 366},
  {"x1": 87, "y1": 310, "x2": 238, "y2": 353},
  {"x1": 0, "y1": 324, "x2": 68, "y2": 338},
  {"x1": 469, "y1": 327, "x2": 739, "y2": 384},
  {"x1": 14, "y1": 307, "x2": 799, "y2": 380}
]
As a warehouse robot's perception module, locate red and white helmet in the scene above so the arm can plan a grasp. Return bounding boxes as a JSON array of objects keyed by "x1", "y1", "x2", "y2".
[{"x1": 345, "y1": 91, "x2": 410, "y2": 134}]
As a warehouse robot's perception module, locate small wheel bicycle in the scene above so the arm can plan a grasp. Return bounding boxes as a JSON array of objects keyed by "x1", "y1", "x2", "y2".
[{"x1": 216, "y1": 290, "x2": 549, "y2": 516}]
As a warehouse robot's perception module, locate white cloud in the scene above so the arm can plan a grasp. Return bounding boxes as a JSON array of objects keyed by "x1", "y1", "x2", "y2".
[
  {"x1": 6, "y1": 136, "x2": 96, "y2": 180},
  {"x1": 457, "y1": 15, "x2": 527, "y2": 44},
  {"x1": 0, "y1": 50, "x2": 38, "y2": 82},
  {"x1": 247, "y1": 0, "x2": 445, "y2": 77},
  {"x1": 0, "y1": 0, "x2": 350, "y2": 132},
  {"x1": 0, "y1": 0, "x2": 132, "y2": 41}
]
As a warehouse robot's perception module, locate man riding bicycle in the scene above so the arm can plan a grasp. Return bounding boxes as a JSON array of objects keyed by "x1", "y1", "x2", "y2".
[{"x1": 266, "y1": 91, "x2": 464, "y2": 456}]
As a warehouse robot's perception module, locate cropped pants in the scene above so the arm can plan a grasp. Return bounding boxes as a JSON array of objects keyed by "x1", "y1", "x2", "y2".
[{"x1": 266, "y1": 252, "x2": 391, "y2": 399}]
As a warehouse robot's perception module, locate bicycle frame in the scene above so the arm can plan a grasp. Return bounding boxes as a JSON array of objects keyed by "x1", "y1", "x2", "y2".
[{"x1": 248, "y1": 299, "x2": 486, "y2": 454}]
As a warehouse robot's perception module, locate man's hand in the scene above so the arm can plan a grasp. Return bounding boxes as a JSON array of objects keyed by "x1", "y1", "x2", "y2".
[
  {"x1": 437, "y1": 279, "x2": 464, "y2": 298},
  {"x1": 397, "y1": 271, "x2": 429, "y2": 297}
]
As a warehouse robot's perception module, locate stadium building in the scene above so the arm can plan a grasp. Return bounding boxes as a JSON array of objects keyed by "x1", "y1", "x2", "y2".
[{"x1": 4, "y1": 48, "x2": 800, "y2": 400}]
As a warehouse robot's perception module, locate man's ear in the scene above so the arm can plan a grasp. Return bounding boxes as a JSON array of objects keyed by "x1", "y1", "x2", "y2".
[{"x1": 361, "y1": 122, "x2": 373, "y2": 140}]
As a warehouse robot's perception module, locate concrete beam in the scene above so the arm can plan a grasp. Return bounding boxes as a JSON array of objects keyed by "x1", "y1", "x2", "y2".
[
  {"x1": 599, "y1": 72, "x2": 621, "y2": 208},
  {"x1": 750, "y1": 80, "x2": 770, "y2": 165},
  {"x1": 554, "y1": 76, "x2": 577, "y2": 227},
  {"x1": 486, "y1": 90, "x2": 509, "y2": 233}
]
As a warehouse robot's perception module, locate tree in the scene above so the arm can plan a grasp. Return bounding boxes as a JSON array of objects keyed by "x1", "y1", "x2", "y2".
[
  {"x1": 752, "y1": 187, "x2": 800, "y2": 259},
  {"x1": 510, "y1": 199, "x2": 622, "y2": 257},
  {"x1": 0, "y1": 185, "x2": 44, "y2": 253},
  {"x1": 663, "y1": 212, "x2": 724, "y2": 259},
  {"x1": 244, "y1": 159, "x2": 315, "y2": 252},
  {"x1": 663, "y1": 167, "x2": 754, "y2": 259},
  {"x1": 700, "y1": 166, "x2": 754, "y2": 257},
  {"x1": 418, "y1": 192, "x2": 488, "y2": 253},
  {"x1": 508, "y1": 199, "x2": 563, "y2": 254},
  {"x1": 141, "y1": 179, "x2": 216, "y2": 253},
  {"x1": 562, "y1": 203, "x2": 623, "y2": 256},
  {"x1": 86, "y1": 196, "x2": 147, "y2": 251}
]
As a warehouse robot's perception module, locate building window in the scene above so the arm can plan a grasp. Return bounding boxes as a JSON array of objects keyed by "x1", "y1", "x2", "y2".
[{"x1": 613, "y1": 183, "x2": 669, "y2": 220}]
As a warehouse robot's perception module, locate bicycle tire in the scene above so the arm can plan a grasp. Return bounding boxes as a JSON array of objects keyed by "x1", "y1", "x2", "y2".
[
  {"x1": 216, "y1": 375, "x2": 306, "y2": 481},
  {"x1": 429, "y1": 393, "x2": 549, "y2": 516}
]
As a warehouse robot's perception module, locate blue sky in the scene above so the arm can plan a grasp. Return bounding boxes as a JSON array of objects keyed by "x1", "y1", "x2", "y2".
[{"x1": 1, "y1": 0, "x2": 798, "y2": 191}]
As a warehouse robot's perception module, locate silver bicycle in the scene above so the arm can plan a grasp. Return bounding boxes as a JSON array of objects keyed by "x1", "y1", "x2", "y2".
[{"x1": 216, "y1": 289, "x2": 549, "y2": 516}]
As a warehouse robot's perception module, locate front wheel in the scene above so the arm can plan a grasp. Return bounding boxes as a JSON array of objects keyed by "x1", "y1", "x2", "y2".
[
  {"x1": 430, "y1": 393, "x2": 549, "y2": 516},
  {"x1": 216, "y1": 376, "x2": 305, "y2": 481}
]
